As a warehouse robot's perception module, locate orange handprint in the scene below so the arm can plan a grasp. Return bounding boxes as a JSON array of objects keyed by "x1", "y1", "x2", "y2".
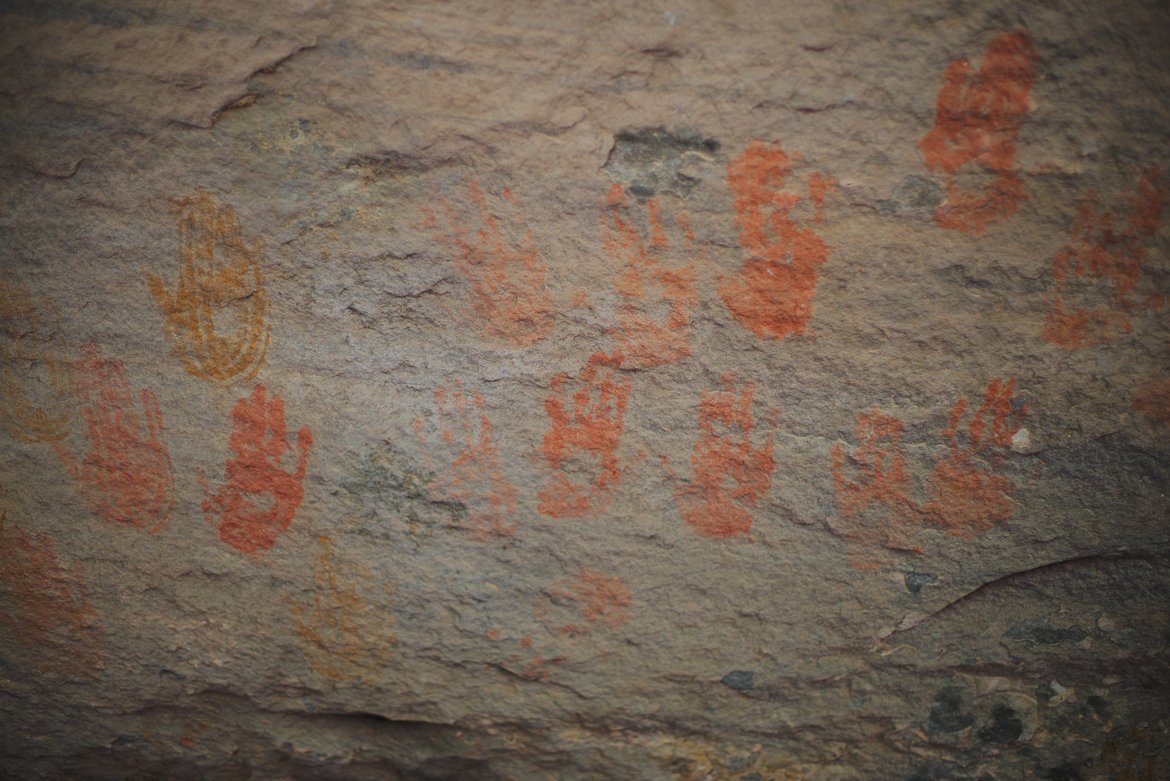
[
  {"x1": 291, "y1": 534, "x2": 396, "y2": 682},
  {"x1": 53, "y1": 344, "x2": 173, "y2": 533},
  {"x1": 0, "y1": 282, "x2": 75, "y2": 443},
  {"x1": 538, "y1": 353, "x2": 632, "y2": 518},
  {"x1": 1042, "y1": 168, "x2": 1168, "y2": 348},
  {"x1": 924, "y1": 378, "x2": 1027, "y2": 537},
  {"x1": 146, "y1": 191, "x2": 270, "y2": 383},
  {"x1": 918, "y1": 30, "x2": 1040, "y2": 234},
  {"x1": 424, "y1": 180, "x2": 553, "y2": 346},
  {"x1": 203, "y1": 384, "x2": 313, "y2": 554},
  {"x1": 720, "y1": 140, "x2": 835, "y2": 340},
  {"x1": 601, "y1": 183, "x2": 697, "y2": 368},
  {"x1": 675, "y1": 375, "x2": 775, "y2": 539},
  {"x1": 417, "y1": 381, "x2": 519, "y2": 539}
]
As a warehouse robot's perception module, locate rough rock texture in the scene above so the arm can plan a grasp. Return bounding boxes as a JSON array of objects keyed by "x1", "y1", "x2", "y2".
[{"x1": 2, "y1": 1, "x2": 1169, "y2": 779}]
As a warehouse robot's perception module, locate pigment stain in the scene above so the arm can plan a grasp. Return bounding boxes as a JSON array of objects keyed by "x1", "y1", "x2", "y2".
[
  {"x1": 602, "y1": 183, "x2": 697, "y2": 368},
  {"x1": 291, "y1": 534, "x2": 396, "y2": 682},
  {"x1": 538, "y1": 352, "x2": 632, "y2": 518},
  {"x1": 0, "y1": 282, "x2": 75, "y2": 444},
  {"x1": 419, "y1": 381, "x2": 518, "y2": 539},
  {"x1": 831, "y1": 379, "x2": 1026, "y2": 565},
  {"x1": 52, "y1": 344, "x2": 174, "y2": 533},
  {"x1": 830, "y1": 408, "x2": 920, "y2": 558},
  {"x1": 424, "y1": 180, "x2": 553, "y2": 346},
  {"x1": 545, "y1": 568, "x2": 632, "y2": 635},
  {"x1": 0, "y1": 514, "x2": 104, "y2": 674},
  {"x1": 918, "y1": 30, "x2": 1039, "y2": 234},
  {"x1": 923, "y1": 378, "x2": 1027, "y2": 537},
  {"x1": 720, "y1": 140, "x2": 834, "y2": 340},
  {"x1": 675, "y1": 375, "x2": 775, "y2": 539},
  {"x1": 1042, "y1": 168, "x2": 1168, "y2": 348},
  {"x1": 202, "y1": 384, "x2": 313, "y2": 554},
  {"x1": 146, "y1": 191, "x2": 270, "y2": 383}
]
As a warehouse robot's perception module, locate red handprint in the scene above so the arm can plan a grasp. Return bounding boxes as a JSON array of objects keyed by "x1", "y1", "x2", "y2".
[
  {"x1": 0, "y1": 514, "x2": 104, "y2": 673},
  {"x1": 1042, "y1": 168, "x2": 1168, "y2": 348},
  {"x1": 53, "y1": 343, "x2": 173, "y2": 533},
  {"x1": 918, "y1": 30, "x2": 1039, "y2": 234},
  {"x1": 923, "y1": 378, "x2": 1027, "y2": 537},
  {"x1": 674, "y1": 375, "x2": 775, "y2": 539},
  {"x1": 203, "y1": 384, "x2": 313, "y2": 554},
  {"x1": 538, "y1": 353, "x2": 631, "y2": 518},
  {"x1": 424, "y1": 180, "x2": 553, "y2": 346},
  {"x1": 720, "y1": 140, "x2": 835, "y2": 340},
  {"x1": 602, "y1": 184, "x2": 697, "y2": 368},
  {"x1": 418, "y1": 381, "x2": 518, "y2": 539}
]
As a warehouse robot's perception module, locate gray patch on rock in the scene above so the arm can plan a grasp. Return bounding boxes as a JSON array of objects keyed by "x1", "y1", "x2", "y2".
[
  {"x1": 927, "y1": 686, "x2": 975, "y2": 734},
  {"x1": 885, "y1": 174, "x2": 944, "y2": 216},
  {"x1": 1005, "y1": 620, "x2": 1087, "y2": 646},
  {"x1": 605, "y1": 127, "x2": 720, "y2": 199},
  {"x1": 721, "y1": 670, "x2": 755, "y2": 691}
]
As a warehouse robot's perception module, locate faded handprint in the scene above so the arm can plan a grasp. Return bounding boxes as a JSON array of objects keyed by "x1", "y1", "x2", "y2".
[
  {"x1": 291, "y1": 534, "x2": 396, "y2": 682},
  {"x1": 1042, "y1": 168, "x2": 1168, "y2": 348},
  {"x1": 674, "y1": 375, "x2": 775, "y2": 539},
  {"x1": 923, "y1": 378, "x2": 1027, "y2": 537},
  {"x1": 497, "y1": 568, "x2": 632, "y2": 680},
  {"x1": 918, "y1": 30, "x2": 1039, "y2": 234},
  {"x1": 720, "y1": 140, "x2": 835, "y2": 340},
  {"x1": 830, "y1": 409, "x2": 921, "y2": 557},
  {"x1": 424, "y1": 180, "x2": 553, "y2": 346},
  {"x1": 538, "y1": 353, "x2": 632, "y2": 518},
  {"x1": 602, "y1": 183, "x2": 697, "y2": 368},
  {"x1": 418, "y1": 381, "x2": 519, "y2": 539},
  {"x1": 0, "y1": 282, "x2": 75, "y2": 443},
  {"x1": 203, "y1": 384, "x2": 313, "y2": 554},
  {"x1": 146, "y1": 191, "x2": 270, "y2": 383},
  {"x1": 0, "y1": 513, "x2": 104, "y2": 674},
  {"x1": 53, "y1": 344, "x2": 173, "y2": 533}
]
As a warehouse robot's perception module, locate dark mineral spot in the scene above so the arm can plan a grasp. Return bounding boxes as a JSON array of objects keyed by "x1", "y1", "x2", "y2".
[
  {"x1": 904, "y1": 571, "x2": 936, "y2": 594},
  {"x1": 1044, "y1": 762, "x2": 1084, "y2": 781},
  {"x1": 927, "y1": 686, "x2": 975, "y2": 734},
  {"x1": 605, "y1": 127, "x2": 720, "y2": 198},
  {"x1": 1006, "y1": 620, "x2": 1087, "y2": 646},
  {"x1": 978, "y1": 704, "x2": 1023, "y2": 744},
  {"x1": 721, "y1": 670, "x2": 755, "y2": 691}
]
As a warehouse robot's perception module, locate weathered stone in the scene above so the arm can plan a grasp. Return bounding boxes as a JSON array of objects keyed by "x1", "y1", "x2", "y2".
[{"x1": 2, "y1": 0, "x2": 1168, "y2": 778}]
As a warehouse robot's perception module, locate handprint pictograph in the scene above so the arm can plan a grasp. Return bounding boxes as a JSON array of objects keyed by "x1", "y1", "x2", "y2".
[
  {"x1": 538, "y1": 353, "x2": 631, "y2": 518},
  {"x1": 53, "y1": 344, "x2": 173, "y2": 533},
  {"x1": 146, "y1": 191, "x2": 270, "y2": 383},
  {"x1": 830, "y1": 409, "x2": 919, "y2": 555},
  {"x1": 1042, "y1": 168, "x2": 1167, "y2": 348},
  {"x1": 0, "y1": 282, "x2": 75, "y2": 444},
  {"x1": 601, "y1": 183, "x2": 697, "y2": 368},
  {"x1": 918, "y1": 30, "x2": 1039, "y2": 234},
  {"x1": 424, "y1": 180, "x2": 553, "y2": 346},
  {"x1": 674, "y1": 375, "x2": 775, "y2": 539},
  {"x1": 0, "y1": 513, "x2": 104, "y2": 674},
  {"x1": 923, "y1": 378, "x2": 1027, "y2": 537},
  {"x1": 831, "y1": 379, "x2": 1026, "y2": 565},
  {"x1": 497, "y1": 568, "x2": 632, "y2": 680},
  {"x1": 720, "y1": 140, "x2": 835, "y2": 340},
  {"x1": 202, "y1": 384, "x2": 313, "y2": 554},
  {"x1": 416, "y1": 380, "x2": 518, "y2": 539},
  {"x1": 291, "y1": 534, "x2": 396, "y2": 682}
]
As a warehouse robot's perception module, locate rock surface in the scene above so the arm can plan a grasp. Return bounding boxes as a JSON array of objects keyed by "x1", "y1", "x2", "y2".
[{"x1": 1, "y1": 1, "x2": 1168, "y2": 779}]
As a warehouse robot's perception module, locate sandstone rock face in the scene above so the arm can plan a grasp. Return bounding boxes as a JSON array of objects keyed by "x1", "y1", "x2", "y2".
[{"x1": 2, "y1": 1, "x2": 1168, "y2": 779}]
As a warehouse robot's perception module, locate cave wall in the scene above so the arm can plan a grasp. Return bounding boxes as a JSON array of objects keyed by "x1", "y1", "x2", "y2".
[{"x1": 1, "y1": 1, "x2": 1168, "y2": 779}]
